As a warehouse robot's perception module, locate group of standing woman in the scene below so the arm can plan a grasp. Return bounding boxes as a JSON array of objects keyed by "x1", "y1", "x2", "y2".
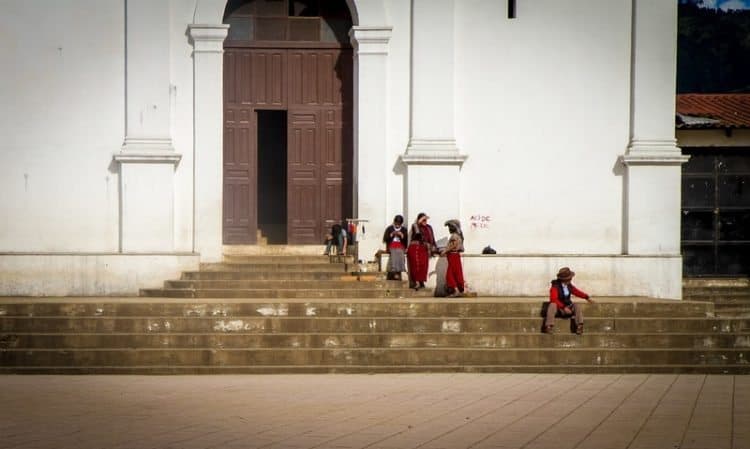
[{"x1": 383, "y1": 213, "x2": 466, "y2": 297}]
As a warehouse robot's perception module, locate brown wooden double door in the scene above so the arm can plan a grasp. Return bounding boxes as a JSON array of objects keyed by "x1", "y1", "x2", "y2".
[{"x1": 223, "y1": 47, "x2": 352, "y2": 244}]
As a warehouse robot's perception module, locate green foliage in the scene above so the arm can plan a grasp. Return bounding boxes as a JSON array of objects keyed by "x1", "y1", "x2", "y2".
[{"x1": 678, "y1": 3, "x2": 750, "y2": 93}]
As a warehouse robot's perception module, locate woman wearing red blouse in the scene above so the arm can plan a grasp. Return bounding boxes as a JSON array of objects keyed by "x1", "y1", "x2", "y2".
[{"x1": 382, "y1": 215, "x2": 408, "y2": 280}]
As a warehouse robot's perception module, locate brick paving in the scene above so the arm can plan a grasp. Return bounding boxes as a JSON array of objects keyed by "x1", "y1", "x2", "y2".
[{"x1": 0, "y1": 374, "x2": 748, "y2": 449}]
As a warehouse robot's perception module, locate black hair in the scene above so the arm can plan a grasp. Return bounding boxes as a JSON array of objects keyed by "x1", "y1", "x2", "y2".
[{"x1": 394, "y1": 214, "x2": 404, "y2": 224}]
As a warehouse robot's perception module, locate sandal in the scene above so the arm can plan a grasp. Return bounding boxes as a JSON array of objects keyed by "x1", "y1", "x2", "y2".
[
  {"x1": 576, "y1": 323, "x2": 584, "y2": 335},
  {"x1": 542, "y1": 324, "x2": 554, "y2": 334}
]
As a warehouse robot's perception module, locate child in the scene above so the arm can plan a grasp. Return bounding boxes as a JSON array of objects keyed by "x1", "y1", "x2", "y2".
[{"x1": 543, "y1": 267, "x2": 594, "y2": 335}]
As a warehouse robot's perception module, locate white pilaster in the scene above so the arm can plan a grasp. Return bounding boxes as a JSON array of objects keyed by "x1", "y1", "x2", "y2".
[
  {"x1": 401, "y1": 0, "x2": 465, "y2": 227},
  {"x1": 114, "y1": 153, "x2": 181, "y2": 252},
  {"x1": 122, "y1": 0, "x2": 173, "y2": 152},
  {"x1": 189, "y1": 24, "x2": 228, "y2": 262},
  {"x1": 115, "y1": 0, "x2": 180, "y2": 252},
  {"x1": 622, "y1": 0, "x2": 688, "y2": 256},
  {"x1": 350, "y1": 26, "x2": 392, "y2": 260}
]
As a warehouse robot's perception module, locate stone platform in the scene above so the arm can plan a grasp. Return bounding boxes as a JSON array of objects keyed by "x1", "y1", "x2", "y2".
[{"x1": 1, "y1": 296, "x2": 748, "y2": 374}]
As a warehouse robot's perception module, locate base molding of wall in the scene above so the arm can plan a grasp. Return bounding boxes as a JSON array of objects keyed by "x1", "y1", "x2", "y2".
[
  {"x1": 0, "y1": 253, "x2": 200, "y2": 296},
  {"x1": 382, "y1": 254, "x2": 683, "y2": 299}
]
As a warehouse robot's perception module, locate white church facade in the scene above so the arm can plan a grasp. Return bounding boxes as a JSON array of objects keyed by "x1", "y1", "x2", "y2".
[{"x1": 0, "y1": 0, "x2": 689, "y2": 298}]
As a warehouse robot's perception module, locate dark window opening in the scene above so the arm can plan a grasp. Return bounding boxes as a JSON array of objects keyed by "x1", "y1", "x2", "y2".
[
  {"x1": 508, "y1": 0, "x2": 516, "y2": 19},
  {"x1": 257, "y1": 110, "x2": 288, "y2": 244}
]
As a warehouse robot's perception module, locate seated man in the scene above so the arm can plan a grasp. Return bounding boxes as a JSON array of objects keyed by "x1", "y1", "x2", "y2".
[{"x1": 543, "y1": 267, "x2": 594, "y2": 335}]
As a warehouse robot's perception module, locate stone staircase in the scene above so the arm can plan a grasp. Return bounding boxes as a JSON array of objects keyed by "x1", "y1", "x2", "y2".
[
  {"x1": 683, "y1": 278, "x2": 750, "y2": 318},
  {"x1": 140, "y1": 255, "x2": 422, "y2": 299},
  {"x1": 1, "y1": 256, "x2": 749, "y2": 374},
  {"x1": 1, "y1": 298, "x2": 749, "y2": 373}
]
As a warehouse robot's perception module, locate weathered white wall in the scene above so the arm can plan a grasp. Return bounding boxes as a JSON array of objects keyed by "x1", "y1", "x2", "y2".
[
  {"x1": 0, "y1": 0, "x2": 125, "y2": 252},
  {"x1": 0, "y1": 253, "x2": 199, "y2": 296},
  {"x1": 381, "y1": 253, "x2": 682, "y2": 299},
  {"x1": 454, "y1": 0, "x2": 631, "y2": 254},
  {"x1": 171, "y1": 0, "x2": 199, "y2": 252}
]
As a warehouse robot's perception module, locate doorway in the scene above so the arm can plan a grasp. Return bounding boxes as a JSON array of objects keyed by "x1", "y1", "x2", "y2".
[
  {"x1": 221, "y1": 0, "x2": 353, "y2": 245},
  {"x1": 681, "y1": 148, "x2": 750, "y2": 276},
  {"x1": 257, "y1": 110, "x2": 288, "y2": 244}
]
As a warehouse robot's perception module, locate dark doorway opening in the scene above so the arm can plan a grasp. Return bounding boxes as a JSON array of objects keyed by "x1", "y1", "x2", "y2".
[{"x1": 257, "y1": 110, "x2": 288, "y2": 244}]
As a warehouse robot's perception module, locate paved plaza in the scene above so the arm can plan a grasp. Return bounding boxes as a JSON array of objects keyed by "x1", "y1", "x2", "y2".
[{"x1": 1, "y1": 374, "x2": 748, "y2": 449}]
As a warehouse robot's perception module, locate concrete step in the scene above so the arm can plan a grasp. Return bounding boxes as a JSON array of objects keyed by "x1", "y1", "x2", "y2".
[
  {"x1": 222, "y1": 255, "x2": 354, "y2": 264},
  {"x1": 683, "y1": 277, "x2": 750, "y2": 288},
  {"x1": 164, "y1": 280, "x2": 405, "y2": 290},
  {"x1": 199, "y1": 263, "x2": 347, "y2": 272},
  {"x1": 684, "y1": 290, "x2": 750, "y2": 299},
  {"x1": 2, "y1": 316, "x2": 748, "y2": 334},
  {"x1": 181, "y1": 271, "x2": 375, "y2": 281},
  {"x1": 4, "y1": 332, "x2": 749, "y2": 350},
  {"x1": 139, "y1": 288, "x2": 425, "y2": 299},
  {"x1": 2, "y1": 347, "x2": 748, "y2": 369},
  {"x1": 4, "y1": 364, "x2": 746, "y2": 374},
  {"x1": 0, "y1": 300, "x2": 713, "y2": 318},
  {"x1": 223, "y1": 245, "x2": 327, "y2": 256}
]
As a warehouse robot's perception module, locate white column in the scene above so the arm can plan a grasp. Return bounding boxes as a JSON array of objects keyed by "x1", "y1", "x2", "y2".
[
  {"x1": 401, "y1": 0, "x2": 466, "y2": 228},
  {"x1": 114, "y1": 0, "x2": 180, "y2": 252},
  {"x1": 350, "y1": 26, "x2": 392, "y2": 261},
  {"x1": 189, "y1": 24, "x2": 228, "y2": 262},
  {"x1": 622, "y1": 0, "x2": 688, "y2": 255}
]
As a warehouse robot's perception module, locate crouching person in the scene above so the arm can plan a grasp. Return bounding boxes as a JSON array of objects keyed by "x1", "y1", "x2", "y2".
[{"x1": 543, "y1": 267, "x2": 594, "y2": 335}]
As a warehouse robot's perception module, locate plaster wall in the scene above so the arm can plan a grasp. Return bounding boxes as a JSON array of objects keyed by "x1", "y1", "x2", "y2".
[
  {"x1": 170, "y1": 0, "x2": 199, "y2": 252},
  {"x1": 0, "y1": 253, "x2": 198, "y2": 296},
  {"x1": 453, "y1": 0, "x2": 632, "y2": 254},
  {"x1": 0, "y1": 1, "x2": 124, "y2": 252},
  {"x1": 380, "y1": 253, "x2": 682, "y2": 299}
]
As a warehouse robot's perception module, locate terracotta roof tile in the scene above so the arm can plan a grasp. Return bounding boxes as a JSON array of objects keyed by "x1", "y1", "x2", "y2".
[{"x1": 676, "y1": 94, "x2": 750, "y2": 129}]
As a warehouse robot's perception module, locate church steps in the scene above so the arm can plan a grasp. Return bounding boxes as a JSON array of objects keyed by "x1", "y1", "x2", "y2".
[
  {"x1": 1, "y1": 347, "x2": 748, "y2": 369},
  {"x1": 139, "y1": 288, "x2": 423, "y2": 299},
  {"x1": 3, "y1": 365, "x2": 748, "y2": 375},
  {"x1": 222, "y1": 255, "x2": 354, "y2": 264},
  {"x1": 2, "y1": 298, "x2": 748, "y2": 373},
  {"x1": 4, "y1": 332, "x2": 749, "y2": 350},
  {"x1": 683, "y1": 283, "x2": 750, "y2": 318},
  {"x1": 1, "y1": 252, "x2": 746, "y2": 373},
  {"x1": 199, "y1": 263, "x2": 346, "y2": 272},
  {"x1": 181, "y1": 271, "x2": 362, "y2": 281},
  {"x1": 163, "y1": 280, "x2": 405, "y2": 290},
  {"x1": 0, "y1": 300, "x2": 715, "y2": 318},
  {"x1": 2, "y1": 316, "x2": 748, "y2": 334}
]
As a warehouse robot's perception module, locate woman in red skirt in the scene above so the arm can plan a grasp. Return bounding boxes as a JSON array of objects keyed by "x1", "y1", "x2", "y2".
[
  {"x1": 441, "y1": 219, "x2": 465, "y2": 297},
  {"x1": 406, "y1": 212, "x2": 436, "y2": 290}
]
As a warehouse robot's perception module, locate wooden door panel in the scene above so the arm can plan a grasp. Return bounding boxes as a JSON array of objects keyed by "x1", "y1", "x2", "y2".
[
  {"x1": 287, "y1": 110, "x2": 321, "y2": 243},
  {"x1": 319, "y1": 107, "x2": 345, "y2": 230},
  {"x1": 223, "y1": 49, "x2": 288, "y2": 244},
  {"x1": 222, "y1": 107, "x2": 256, "y2": 243},
  {"x1": 251, "y1": 51, "x2": 286, "y2": 107}
]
